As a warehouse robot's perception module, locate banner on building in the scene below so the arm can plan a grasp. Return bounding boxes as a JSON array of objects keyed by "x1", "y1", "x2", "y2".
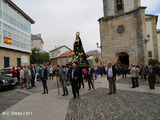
[
  {"x1": 21, "y1": 56, "x2": 28, "y2": 63},
  {"x1": 4, "y1": 37, "x2": 12, "y2": 45}
]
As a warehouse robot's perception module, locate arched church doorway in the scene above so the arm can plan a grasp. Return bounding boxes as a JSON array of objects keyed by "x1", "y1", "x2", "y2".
[{"x1": 117, "y1": 52, "x2": 129, "y2": 65}]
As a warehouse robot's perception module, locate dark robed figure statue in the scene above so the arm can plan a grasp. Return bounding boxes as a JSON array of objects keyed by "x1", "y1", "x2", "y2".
[
  {"x1": 70, "y1": 32, "x2": 88, "y2": 98},
  {"x1": 72, "y1": 32, "x2": 88, "y2": 67}
]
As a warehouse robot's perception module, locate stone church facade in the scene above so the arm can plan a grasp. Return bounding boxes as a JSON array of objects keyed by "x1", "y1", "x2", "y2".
[
  {"x1": 145, "y1": 15, "x2": 159, "y2": 61},
  {"x1": 99, "y1": 0, "x2": 150, "y2": 65}
]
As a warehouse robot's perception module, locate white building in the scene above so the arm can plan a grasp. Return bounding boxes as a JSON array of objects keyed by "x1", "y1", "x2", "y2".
[
  {"x1": 145, "y1": 14, "x2": 159, "y2": 60},
  {"x1": 49, "y1": 45, "x2": 71, "y2": 65},
  {"x1": 31, "y1": 34, "x2": 44, "y2": 51},
  {"x1": 0, "y1": 0, "x2": 34, "y2": 69}
]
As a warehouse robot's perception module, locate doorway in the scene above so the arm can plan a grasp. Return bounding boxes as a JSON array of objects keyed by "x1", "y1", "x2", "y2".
[
  {"x1": 17, "y1": 58, "x2": 21, "y2": 67},
  {"x1": 4, "y1": 57, "x2": 9, "y2": 68},
  {"x1": 118, "y1": 52, "x2": 129, "y2": 65}
]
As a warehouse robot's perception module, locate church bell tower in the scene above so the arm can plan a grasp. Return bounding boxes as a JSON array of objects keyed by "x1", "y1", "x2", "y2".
[
  {"x1": 99, "y1": 0, "x2": 148, "y2": 65},
  {"x1": 103, "y1": 0, "x2": 141, "y2": 17}
]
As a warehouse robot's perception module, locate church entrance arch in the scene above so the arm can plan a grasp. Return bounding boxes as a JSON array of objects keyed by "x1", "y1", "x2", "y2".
[{"x1": 117, "y1": 52, "x2": 129, "y2": 65}]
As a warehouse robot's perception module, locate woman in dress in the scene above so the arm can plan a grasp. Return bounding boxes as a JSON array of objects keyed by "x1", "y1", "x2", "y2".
[
  {"x1": 20, "y1": 66, "x2": 24, "y2": 89},
  {"x1": 96, "y1": 66, "x2": 102, "y2": 83}
]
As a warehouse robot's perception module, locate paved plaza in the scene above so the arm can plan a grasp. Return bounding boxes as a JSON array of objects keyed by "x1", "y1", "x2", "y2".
[
  {"x1": 117, "y1": 77, "x2": 160, "y2": 87},
  {"x1": 66, "y1": 88, "x2": 160, "y2": 120},
  {"x1": 0, "y1": 78, "x2": 57, "y2": 113},
  {"x1": 0, "y1": 76, "x2": 160, "y2": 120},
  {"x1": 0, "y1": 90, "x2": 30, "y2": 114}
]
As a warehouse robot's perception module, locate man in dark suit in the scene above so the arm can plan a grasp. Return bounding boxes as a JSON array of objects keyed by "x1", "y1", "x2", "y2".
[
  {"x1": 78, "y1": 67, "x2": 84, "y2": 89},
  {"x1": 147, "y1": 65, "x2": 155, "y2": 89},
  {"x1": 107, "y1": 63, "x2": 116, "y2": 95},
  {"x1": 87, "y1": 63, "x2": 94, "y2": 90},
  {"x1": 41, "y1": 65, "x2": 48, "y2": 94},
  {"x1": 31, "y1": 64, "x2": 36, "y2": 87},
  {"x1": 70, "y1": 63, "x2": 79, "y2": 99}
]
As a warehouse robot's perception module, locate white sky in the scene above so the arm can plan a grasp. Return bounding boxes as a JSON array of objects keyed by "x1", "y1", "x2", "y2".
[{"x1": 11, "y1": 0, "x2": 160, "y2": 52}]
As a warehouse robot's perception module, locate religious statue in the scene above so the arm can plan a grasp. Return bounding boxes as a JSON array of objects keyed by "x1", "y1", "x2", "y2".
[{"x1": 72, "y1": 32, "x2": 88, "y2": 67}]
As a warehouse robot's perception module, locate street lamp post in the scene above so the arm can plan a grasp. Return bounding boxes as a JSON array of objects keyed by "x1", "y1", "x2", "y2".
[
  {"x1": 96, "y1": 43, "x2": 102, "y2": 49},
  {"x1": 96, "y1": 43, "x2": 102, "y2": 66},
  {"x1": 96, "y1": 43, "x2": 102, "y2": 54},
  {"x1": 145, "y1": 34, "x2": 150, "y2": 43},
  {"x1": 35, "y1": 51, "x2": 38, "y2": 65}
]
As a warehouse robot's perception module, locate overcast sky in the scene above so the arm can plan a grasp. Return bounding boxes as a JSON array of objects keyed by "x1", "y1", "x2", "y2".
[{"x1": 12, "y1": 0, "x2": 160, "y2": 52}]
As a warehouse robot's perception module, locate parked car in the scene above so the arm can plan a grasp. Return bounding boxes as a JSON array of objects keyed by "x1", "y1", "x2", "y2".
[
  {"x1": 0, "y1": 67, "x2": 20, "y2": 77},
  {"x1": 0, "y1": 67, "x2": 18, "y2": 91},
  {"x1": 0, "y1": 75, "x2": 17, "y2": 91},
  {"x1": 0, "y1": 67, "x2": 13, "y2": 77}
]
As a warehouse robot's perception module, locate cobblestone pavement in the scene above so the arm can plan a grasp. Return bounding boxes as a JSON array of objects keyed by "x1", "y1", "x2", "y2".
[
  {"x1": 116, "y1": 77, "x2": 160, "y2": 87},
  {"x1": 0, "y1": 90, "x2": 29, "y2": 113},
  {"x1": 65, "y1": 88, "x2": 160, "y2": 120},
  {"x1": 0, "y1": 78, "x2": 57, "y2": 113}
]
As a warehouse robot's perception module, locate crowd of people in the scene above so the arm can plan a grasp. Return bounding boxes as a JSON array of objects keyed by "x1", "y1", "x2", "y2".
[
  {"x1": 12, "y1": 62, "x2": 159, "y2": 99},
  {"x1": 107, "y1": 63, "x2": 160, "y2": 90},
  {"x1": 12, "y1": 64, "x2": 37, "y2": 89},
  {"x1": 130, "y1": 64, "x2": 160, "y2": 89},
  {"x1": 11, "y1": 63, "x2": 107, "y2": 99}
]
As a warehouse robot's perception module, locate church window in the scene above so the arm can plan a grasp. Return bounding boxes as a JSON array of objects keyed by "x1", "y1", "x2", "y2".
[
  {"x1": 116, "y1": 0, "x2": 123, "y2": 11},
  {"x1": 148, "y1": 51, "x2": 152, "y2": 58},
  {"x1": 117, "y1": 25, "x2": 125, "y2": 34}
]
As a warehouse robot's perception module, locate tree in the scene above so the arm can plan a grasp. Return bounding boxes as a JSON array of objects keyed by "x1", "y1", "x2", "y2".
[
  {"x1": 39, "y1": 51, "x2": 50, "y2": 64},
  {"x1": 30, "y1": 47, "x2": 50, "y2": 65},
  {"x1": 149, "y1": 59, "x2": 159, "y2": 65}
]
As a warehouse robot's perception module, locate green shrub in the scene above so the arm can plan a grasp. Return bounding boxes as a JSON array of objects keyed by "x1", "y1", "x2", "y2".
[{"x1": 149, "y1": 59, "x2": 159, "y2": 65}]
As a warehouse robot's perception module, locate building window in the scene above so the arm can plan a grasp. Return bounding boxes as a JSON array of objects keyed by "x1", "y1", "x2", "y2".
[
  {"x1": 4, "y1": 57, "x2": 9, "y2": 68},
  {"x1": 2, "y1": 1, "x2": 31, "y2": 34},
  {"x1": 0, "y1": 35, "x2": 1, "y2": 43},
  {"x1": 17, "y1": 58, "x2": 21, "y2": 67},
  {"x1": 57, "y1": 50, "x2": 60, "y2": 54},
  {"x1": 3, "y1": 1, "x2": 7, "y2": 13},
  {"x1": 8, "y1": 32, "x2": 12, "y2": 38},
  {"x1": 0, "y1": 10, "x2": 2, "y2": 18},
  {"x1": 116, "y1": 0, "x2": 123, "y2": 11},
  {"x1": 51, "y1": 52, "x2": 54, "y2": 57},
  {"x1": 0, "y1": 0, "x2": 1, "y2": 10},
  {"x1": 66, "y1": 58, "x2": 68, "y2": 63},
  {"x1": 3, "y1": 30, "x2": 7, "y2": 36},
  {"x1": 2, "y1": 23, "x2": 31, "y2": 50},
  {"x1": 148, "y1": 51, "x2": 152, "y2": 58}
]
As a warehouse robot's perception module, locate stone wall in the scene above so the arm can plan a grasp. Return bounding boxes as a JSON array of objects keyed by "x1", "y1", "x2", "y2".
[
  {"x1": 99, "y1": 7, "x2": 148, "y2": 65},
  {"x1": 57, "y1": 57, "x2": 72, "y2": 65},
  {"x1": 50, "y1": 58, "x2": 57, "y2": 65},
  {"x1": 134, "y1": 0, "x2": 140, "y2": 8},
  {"x1": 146, "y1": 21, "x2": 154, "y2": 58},
  {"x1": 0, "y1": 47, "x2": 30, "y2": 69},
  {"x1": 103, "y1": 0, "x2": 115, "y2": 17},
  {"x1": 57, "y1": 57, "x2": 66, "y2": 65},
  {"x1": 157, "y1": 32, "x2": 160, "y2": 62},
  {"x1": 32, "y1": 39, "x2": 43, "y2": 51},
  {"x1": 124, "y1": 0, "x2": 134, "y2": 13},
  {"x1": 150, "y1": 16, "x2": 158, "y2": 60},
  {"x1": 135, "y1": 8, "x2": 148, "y2": 65},
  {"x1": 145, "y1": 15, "x2": 159, "y2": 60}
]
